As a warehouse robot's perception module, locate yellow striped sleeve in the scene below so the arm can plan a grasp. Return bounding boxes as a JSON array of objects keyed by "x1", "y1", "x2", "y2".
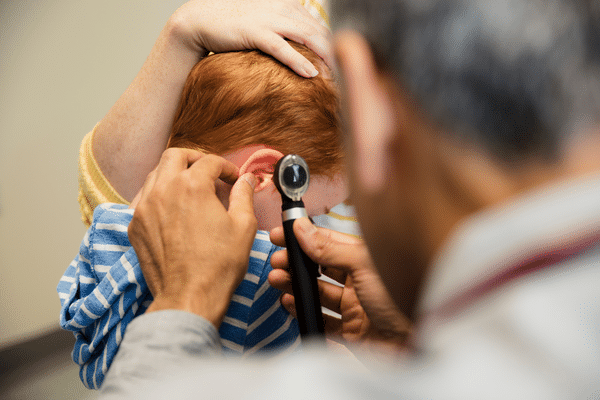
[
  {"x1": 78, "y1": 127, "x2": 129, "y2": 227},
  {"x1": 313, "y1": 203, "x2": 362, "y2": 238},
  {"x1": 299, "y1": 0, "x2": 330, "y2": 29}
]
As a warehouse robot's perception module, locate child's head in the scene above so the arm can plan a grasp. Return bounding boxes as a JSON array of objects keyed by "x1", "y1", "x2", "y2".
[{"x1": 167, "y1": 42, "x2": 347, "y2": 230}]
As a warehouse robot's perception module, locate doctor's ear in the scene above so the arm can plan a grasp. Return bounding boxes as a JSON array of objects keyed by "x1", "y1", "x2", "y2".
[
  {"x1": 334, "y1": 30, "x2": 398, "y2": 192},
  {"x1": 239, "y1": 149, "x2": 285, "y2": 192}
]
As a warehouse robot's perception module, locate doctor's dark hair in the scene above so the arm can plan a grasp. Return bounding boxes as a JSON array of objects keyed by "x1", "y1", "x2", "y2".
[
  {"x1": 332, "y1": 0, "x2": 600, "y2": 166},
  {"x1": 167, "y1": 41, "x2": 342, "y2": 178}
]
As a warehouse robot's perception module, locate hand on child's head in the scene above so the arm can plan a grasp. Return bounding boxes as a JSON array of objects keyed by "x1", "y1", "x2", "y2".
[{"x1": 172, "y1": 0, "x2": 333, "y2": 78}]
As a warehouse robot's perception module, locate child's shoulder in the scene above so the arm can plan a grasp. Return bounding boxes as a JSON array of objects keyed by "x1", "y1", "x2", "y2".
[
  {"x1": 91, "y1": 203, "x2": 134, "y2": 226},
  {"x1": 247, "y1": 230, "x2": 280, "y2": 278},
  {"x1": 87, "y1": 203, "x2": 135, "y2": 251}
]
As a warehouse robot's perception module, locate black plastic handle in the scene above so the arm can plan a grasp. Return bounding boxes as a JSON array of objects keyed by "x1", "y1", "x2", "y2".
[{"x1": 282, "y1": 218, "x2": 325, "y2": 339}]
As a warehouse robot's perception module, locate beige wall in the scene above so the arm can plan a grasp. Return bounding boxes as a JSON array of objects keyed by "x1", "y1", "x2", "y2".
[{"x1": 0, "y1": 0, "x2": 181, "y2": 348}]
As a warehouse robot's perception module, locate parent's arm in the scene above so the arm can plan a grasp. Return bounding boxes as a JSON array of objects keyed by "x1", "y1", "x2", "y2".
[{"x1": 90, "y1": 0, "x2": 332, "y2": 204}]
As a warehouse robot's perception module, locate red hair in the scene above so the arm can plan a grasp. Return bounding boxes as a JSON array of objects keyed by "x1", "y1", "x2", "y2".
[{"x1": 167, "y1": 42, "x2": 342, "y2": 178}]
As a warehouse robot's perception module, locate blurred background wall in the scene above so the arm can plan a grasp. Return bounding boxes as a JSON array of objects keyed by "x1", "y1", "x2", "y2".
[{"x1": 0, "y1": 1, "x2": 182, "y2": 397}]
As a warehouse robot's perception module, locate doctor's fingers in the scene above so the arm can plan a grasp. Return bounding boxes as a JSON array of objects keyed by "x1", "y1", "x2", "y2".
[{"x1": 270, "y1": 271, "x2": 346, "y2": 316}]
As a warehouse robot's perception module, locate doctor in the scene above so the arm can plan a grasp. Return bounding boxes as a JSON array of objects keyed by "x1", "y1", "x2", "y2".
[{"x1": 101, "y1": 0, "x2": 600, "y2": 398}]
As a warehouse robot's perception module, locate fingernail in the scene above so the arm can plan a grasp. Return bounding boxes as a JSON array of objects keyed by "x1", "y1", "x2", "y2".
[
  {"x1": 303, "y1": 62, "x2": 319, "y2": 78},
  {"x1": 242, "y1": 173, "x2": 256, "y2": 190}
]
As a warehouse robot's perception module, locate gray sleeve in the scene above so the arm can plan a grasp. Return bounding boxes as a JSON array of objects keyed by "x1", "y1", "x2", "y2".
[
  {"x1": 97, "y1": 311, "x2": 382, "y2": 400},
  {"x1": 99, "y1": 310, "x2": 222, "y2": 397}
]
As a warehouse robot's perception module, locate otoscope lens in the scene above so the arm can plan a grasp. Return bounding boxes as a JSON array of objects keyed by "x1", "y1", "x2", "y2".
[{"x1": 283, "y1": 164, "x2": 307, "y2": 189}]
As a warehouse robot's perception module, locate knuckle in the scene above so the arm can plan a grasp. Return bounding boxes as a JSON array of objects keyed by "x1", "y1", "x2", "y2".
[
  {"x1": 197, "y1": 153, "x2": 219, "y2": 170},
  {"x1": 264, "y1": 39, "x2": 288, "y2": 57},
  {"x1": 139, "y1": 169, "x2": 156, "y2": 192},
  {"x1": 298, "y1": 21, "x2": 318, "y2": 38},
  {"x1": 204, "y1": 153, "x2": 221, "y2": 164},
  {"x1": 311, "y1": 231, "x2": 331, "y2": 261},
  {"x1": 317, "y1": 280, "x2": 327, "y2": 298},
  {"x1": 249, "y1": 216, "x2": 258, "y2": 232},
  {"x1": 161, "y1": 147, "x2": 180, "y2": 160},
  {"x1": 240, "y1": 212, "x2": 258, "y2": 233},
  {"x1": 147, "y1": 170, "x2": 157, "y2": 184},
  {"x1": 127, "y1": 217, "x2": 138, "y2": 238},
  {"x1": 317, "y1": 24, "x2": 331, "y2": 37},
  {"x1": 306, "y1": 25, "x2": 320, "y2": 38},
  {"x1": 128, "y1": 206, "x2": 149, "y2": 242},
  {"x1": 275, "y1": 1, "x2": 294, "y2": 14},
  {"x1": 180, "y1": 172, "x2": 204, "y2": 195},
  {"x1": 153, "y1": 172, "x2": 175, "y2": 197}
]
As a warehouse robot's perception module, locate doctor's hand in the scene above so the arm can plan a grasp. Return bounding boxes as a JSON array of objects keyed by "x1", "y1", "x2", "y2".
[
  {"x1": 269, "y1": 219, "x2": 411, "y2": 352},
  {"x1": 128, "y1": 148, "x2": 258, "y2": 328},
  {"x1": 169, "y1": 0, "x2": 333, "y2": 77}
]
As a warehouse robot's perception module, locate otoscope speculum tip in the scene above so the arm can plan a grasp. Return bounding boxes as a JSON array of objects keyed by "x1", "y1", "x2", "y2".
[{"x1": 274, "y1": 154, "x2": 310, "y2": 202}]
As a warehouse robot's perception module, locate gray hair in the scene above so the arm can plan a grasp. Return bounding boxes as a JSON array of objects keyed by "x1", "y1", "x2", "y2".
[{"x1": 331, "y1": 0, "x2": 600, "y2": 165}]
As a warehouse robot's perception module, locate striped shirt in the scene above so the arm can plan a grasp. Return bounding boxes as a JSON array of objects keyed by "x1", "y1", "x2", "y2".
[{"x1": 58, "y1": 203, "x2": 299, "y2": 389}]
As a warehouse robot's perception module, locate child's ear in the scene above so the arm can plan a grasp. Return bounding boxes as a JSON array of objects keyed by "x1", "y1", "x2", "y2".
[{"x1": 239, "y1": 149, "x2": 285, "y2": 192}]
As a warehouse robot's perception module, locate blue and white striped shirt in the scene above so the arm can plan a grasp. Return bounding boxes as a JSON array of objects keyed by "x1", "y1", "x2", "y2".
[{"x1": 58, "y1": 203, "x2": 299, "y2": 389}]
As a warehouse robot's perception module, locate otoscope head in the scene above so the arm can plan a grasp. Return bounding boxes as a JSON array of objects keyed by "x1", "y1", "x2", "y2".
[{"x1": 274, "y1": 154, "x2": 310, "y2": 202}]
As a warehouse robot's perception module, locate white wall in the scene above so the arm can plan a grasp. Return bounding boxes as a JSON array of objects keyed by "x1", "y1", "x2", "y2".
[{"x1": 0, "y1": 0, "x2": 182, "y2": 348}]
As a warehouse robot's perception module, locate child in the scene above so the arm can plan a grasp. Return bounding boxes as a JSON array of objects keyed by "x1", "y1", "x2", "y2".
[{"x1": 58, "y1": 42, "x2": 348, "y2": 389}]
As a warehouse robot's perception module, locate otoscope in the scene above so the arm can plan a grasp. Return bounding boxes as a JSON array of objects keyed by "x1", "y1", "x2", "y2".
[{"x1": 273, "y1": 154, "x2": 325, "y2": 340}]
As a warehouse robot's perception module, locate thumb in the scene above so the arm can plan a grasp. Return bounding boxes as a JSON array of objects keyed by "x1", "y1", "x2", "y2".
[
  {"x1": 228, "y1": 173, "x2": 258, "y2": 234},
  {"x1": 293, "y1": 217, "x2": 363, "y2": 273}
]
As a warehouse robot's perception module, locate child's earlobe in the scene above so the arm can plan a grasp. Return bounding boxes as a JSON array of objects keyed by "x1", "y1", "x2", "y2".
[{"x1": 239, "y1": 148, "x2": 285, "y2": 192}]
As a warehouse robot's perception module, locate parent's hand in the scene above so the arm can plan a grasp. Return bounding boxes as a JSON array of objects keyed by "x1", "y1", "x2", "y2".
[
  {"x1": 128, "y1": 148, "x2": 258, "y2": 328},
  {"x1": 269, "y1": 219, "x2": 411, "y2": 352},
  {"x1": 171, "y1": 0, "x2": 333, "y2": 77},
  {"x1": 94, "y1": 0, "x2": 333, "y2": 203}
]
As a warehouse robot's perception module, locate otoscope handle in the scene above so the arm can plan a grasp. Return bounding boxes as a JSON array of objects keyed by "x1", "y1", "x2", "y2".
[{"x1": 282, "y1": 213, "x2": 325, "y2": 339}]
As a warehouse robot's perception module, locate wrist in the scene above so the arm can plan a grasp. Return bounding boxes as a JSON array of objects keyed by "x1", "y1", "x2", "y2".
[
  {"x1": 146, "y1": 291, "x2": 231, "y2": 329},
  {"x1": 164, "y1": 8, "x2": 209, "y2": 59}
]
